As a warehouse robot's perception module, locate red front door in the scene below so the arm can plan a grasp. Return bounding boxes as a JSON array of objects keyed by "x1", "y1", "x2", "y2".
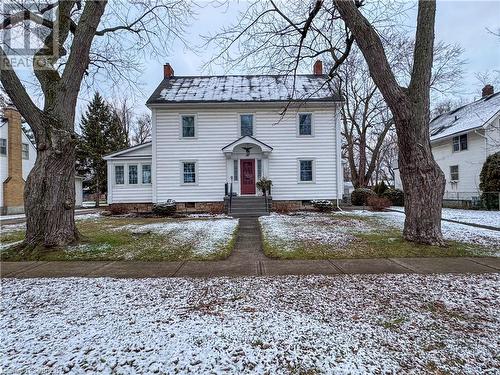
[{"x1": 240, "y1": 159, "x2": 256, "y2": 195}]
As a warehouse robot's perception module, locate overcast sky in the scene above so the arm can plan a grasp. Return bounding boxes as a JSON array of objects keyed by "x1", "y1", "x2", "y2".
[{"x1": 109, "y1": 0, "x2": 499, "y2": 119}]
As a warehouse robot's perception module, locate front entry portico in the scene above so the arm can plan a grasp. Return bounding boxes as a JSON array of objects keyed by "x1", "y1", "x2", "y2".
[{"x1": 222, "y1": 135, "x2": 273, "y2": 196}]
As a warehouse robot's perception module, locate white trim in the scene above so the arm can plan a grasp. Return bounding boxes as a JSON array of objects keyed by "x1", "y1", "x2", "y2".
[
  {"x1": 335, "y1": 104, "x2": 343, "y2": 199},
  {"x1": 297, "y1": 158, "x2": 316, "y2": 184},
  {"x1": 296, "y1": 112, "x2": 314, "y2": 137},
  {"x1": 107, "y1": 162, "x2": 113, "y2": 204},
  {"x1": 151, "y1": 108, "x2": 157, "y2": 203},
  {"x1": 179, "y1": 113, "x2": 198, "y2": 139},
  {"x1": 103, "y1": 142, "x2": 152, "y2": 160},
  {"x1": 180, "y1": 160, "x2": 198, "y2": 186}
]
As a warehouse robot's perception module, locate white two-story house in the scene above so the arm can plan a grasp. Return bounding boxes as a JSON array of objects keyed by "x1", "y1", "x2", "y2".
[
  {"x1": 395, "y1": 85, "x2": 500, "y2": 202},
  {"x1": 104, "y1": 61, "x2": 344, "y2": 212}
]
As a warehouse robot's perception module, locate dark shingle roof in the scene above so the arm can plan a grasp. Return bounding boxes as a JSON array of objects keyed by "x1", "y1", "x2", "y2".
[{"x1": 146, "y1": 75, "x2": 341, "y2": 105}]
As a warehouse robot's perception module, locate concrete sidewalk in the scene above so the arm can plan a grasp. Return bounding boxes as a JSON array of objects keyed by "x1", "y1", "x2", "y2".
[{"x1": 1, "y1": 257, "x2": 498, "y2": 278}]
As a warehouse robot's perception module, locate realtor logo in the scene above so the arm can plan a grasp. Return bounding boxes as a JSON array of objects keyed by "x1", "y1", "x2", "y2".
[{"x1": 1, "y1": 1, "x2": 58, "y2": 69}]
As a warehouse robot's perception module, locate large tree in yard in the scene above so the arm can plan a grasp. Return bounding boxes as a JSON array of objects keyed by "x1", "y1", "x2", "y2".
[
  {"x1": 1, "y1": 1, "x2": 191, "y2": 248},
  {"x1": 207, "y1": 0, "x2": 448, "y2": 245},
  {"x1": 77, "y1": 92, "x2": 128, "y2": 207}
]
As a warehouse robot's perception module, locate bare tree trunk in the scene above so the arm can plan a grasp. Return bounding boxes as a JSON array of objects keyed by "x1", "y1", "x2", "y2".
[
  {"x1": 334, "y1": 0, "x2": 445, "y2": 245},
  {"x1": 24, "y1": 119, "x2": 78, "y2": 247}
]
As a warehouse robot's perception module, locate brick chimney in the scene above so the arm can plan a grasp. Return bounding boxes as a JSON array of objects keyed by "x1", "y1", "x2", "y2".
[
  {"x1": 482, "y1": 84, "x2": 494, "y2": 98},
  {"x1": 313, "y1": 60, "x2": 323, "y2": 75},
  {"x1": 2, "y1": 107, "x2": 25, "y2": 214},
  {"x1": 164, "y1": 63, "x2": 174, "y2": 79}
]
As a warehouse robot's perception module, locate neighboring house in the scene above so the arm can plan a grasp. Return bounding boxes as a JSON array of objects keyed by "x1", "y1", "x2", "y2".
[
  {"x1": 104, "y1": 61, "x2": 344, "y2": 212},
  {"x1": 394, "y1": 85, "x2": 500, "y2": 202},
  {"x1": 0, "y1": 107, "x2": 83, "y2": 214}
]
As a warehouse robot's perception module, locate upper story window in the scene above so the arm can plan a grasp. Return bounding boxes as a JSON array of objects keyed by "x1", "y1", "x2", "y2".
[
  {"x1": 240, "y1": 114, "x2": 253, "y2": 136},
  {"x1": 450, "y1": 165, "x2": 459, "y2": 181},
  {"x1": 22, "y1": 143, "x2": 29, "y2": 160},
  {"x1": 0, "y1": 138, "x2": 6, "y2": 155},
  {"x1": 182, "y1": 115, "x2": 196, "y2": 138},
  {"x1": 128, "y1": 165, "x2": 138, "y2": 184},
  {"x1": 299, "y1": 160, "x2": 314, "y2": 182},
  {"x1": 183, "y1": 162, "x2": 196, "y2": 184},
  {"x1": 115, "y1": 165, "x2": 124, "y2": 185},
  {"x1": 142, "y1": 164, "x2": 151, "y2": 184},
  {"x1": 452, "y1": 134, "x2": 467, "y2": 152},
  {"x1": 298, "y1": 113, "x2": 312, "y2": 136}
]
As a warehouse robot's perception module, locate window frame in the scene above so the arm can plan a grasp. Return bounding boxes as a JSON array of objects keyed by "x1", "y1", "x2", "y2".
[
  {"x1": 239, "y1": 113, "x2": 254, "y2": 137},
  {"x1": 179, "y1": 114, "x2": 197, "y2": 139},
  {"x1": 257, "y1": 159, "x2": 262, "y2": 180},
  {"x1": 297, "y1": 113, "x2": 314, "y2": 137},
  {"x1": 128, "y1": 164, "x2": 139, "y2": 185},
  {"x1": 141, "y1": 164, "x2": 152, "y2": 184},
  {"x1": 115, "y1": 165, "x2": 125, "y2": 185},
  {"x1": 298, "y1": 159, "x2": 315, "y2": 183},
  {"x1": 181, "y1": 160, "x2": 198, "y2": 185},
  {"x1": 0, "y1": 138, "x2": 6, "y2": 155},
  {"x1": 21, "y1": 143, "x2": 29, "y2": 160},
  {"x1": 452, "y1": 134, "x2": 468, "y2": 152},
  {"x1": 450, "y1": 165, "x2": 459, "y2": 181},
  {"x1": 233, "y1": 159, "x2": 239, "y2": 181}
]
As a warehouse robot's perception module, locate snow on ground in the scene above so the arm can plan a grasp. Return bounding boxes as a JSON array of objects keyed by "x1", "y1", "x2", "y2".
[
  {"x1": 391, "y1": 207, "x2": 500, "y2": 229},
  {"x1": 0, "y1": 212, "x2": 101, "y2": 234},
  {"x1": 117, "y1": 218, "x2": 239, "y2": 255},
  {"x1": 1, "y1": 275, "x2": 498, "y2": 374},
  {"x1": 259, "y1": 213, "x2": 369, "y2": 251},
  {"x1": 347, "y1": 210, "x2": 500, "y2": 252}
]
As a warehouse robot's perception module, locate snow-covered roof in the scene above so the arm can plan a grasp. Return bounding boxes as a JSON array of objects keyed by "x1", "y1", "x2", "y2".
[
  {"x1": 147, "y1": 75, "x2": 341, "y2": 105},
  {"x1": 430, "y1": 92, "x2": 500, "y2": 141}
]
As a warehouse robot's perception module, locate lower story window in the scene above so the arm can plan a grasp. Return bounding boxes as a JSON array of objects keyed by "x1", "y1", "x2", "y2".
[
  {"x1": 142, "y1": 164, "x2": 151, "y2": 184},
  {"x1": 257, "y1": 159, "x2": 262, "y2": 179},
  {"x1": 129, "y1": 165, "x2": 138, "y2": 184},
  {"x1": 450, "y1": 165, "x2": 459, "y2": 181},
  {"x1": 299, "y1": 160, "x2": 313, "y2": 182},
  {"x1": 183, "y1": 162, "x2": 196, "y2": 183},
  {"x1": 115, "y1": 165, "x2": 124, "y2": 184}
]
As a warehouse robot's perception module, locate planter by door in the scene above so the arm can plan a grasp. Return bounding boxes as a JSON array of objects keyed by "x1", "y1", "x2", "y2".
[{"x1": 240, "y1": 159, "x2": 256, "y2": 195}]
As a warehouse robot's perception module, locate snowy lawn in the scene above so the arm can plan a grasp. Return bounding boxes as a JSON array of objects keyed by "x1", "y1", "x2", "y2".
[
  {"x1": 1, "y1": 215, "x2": 238, "y2": 261},
  {"x1": 391, "y1": 207, "x2": 500, "y2": 229},
  {"x1": 1, "y1": 275, "x2": 498, "y2": 374},
  {"x1": 259, "y1": 212, "x2": 499, "y2": 259}
]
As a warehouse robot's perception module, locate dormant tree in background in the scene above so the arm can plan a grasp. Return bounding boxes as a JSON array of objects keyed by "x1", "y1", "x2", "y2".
[
  {"x1": 1, "y1": 0, "x2": 191, "y2": 248},
  {"x1": 340, "y1": 38, "x2": 463, "y2": 189},
  {"x1": 131, "y1": 113, "x2": 152, "y2": 145},
  {"x1": 207, "y1": 0, "x2": 448, "y2": 245}
]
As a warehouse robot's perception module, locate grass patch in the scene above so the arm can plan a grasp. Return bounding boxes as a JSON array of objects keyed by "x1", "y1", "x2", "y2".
[
  {"x1": 1, "y1": 216, "x2": 238, "y2": 261},
  {"x1": 260, "y1": 214, "x2": 490, "y2": 260}
]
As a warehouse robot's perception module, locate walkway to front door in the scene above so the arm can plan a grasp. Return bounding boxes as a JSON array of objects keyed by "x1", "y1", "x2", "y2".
[{"x1": 240, "y1": 159, "x2": 256, "y2": 195}]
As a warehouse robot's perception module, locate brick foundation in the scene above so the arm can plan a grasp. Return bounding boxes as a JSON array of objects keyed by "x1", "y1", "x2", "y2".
[
  {"x1": 272, "y1": 200, "x2": 303, "y2": 213},
  {"x1": 109, "y1": 202, "x2": 224, "y2": 214}
]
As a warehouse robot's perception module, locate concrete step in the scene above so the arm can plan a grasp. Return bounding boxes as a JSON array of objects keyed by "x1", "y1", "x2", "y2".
[{"x1": 231, "y1": 213, "x2": 269, "y2": 218}]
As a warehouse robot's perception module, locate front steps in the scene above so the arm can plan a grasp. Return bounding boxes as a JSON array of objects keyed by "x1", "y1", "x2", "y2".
[{"x1": 225, "y1": 196, "x2": 271, "y2": 217}]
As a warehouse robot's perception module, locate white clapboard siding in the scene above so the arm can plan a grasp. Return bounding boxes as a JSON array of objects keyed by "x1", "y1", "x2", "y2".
[
  {"x1": 107, "y1": 159, "x2": 153, "y2": 204},
  {"x1": 154, "y1": 105, "x2": 340, "y2": 202},
  {"x1": 431, "y1": 124, "x2": 500, "y2": 193}
]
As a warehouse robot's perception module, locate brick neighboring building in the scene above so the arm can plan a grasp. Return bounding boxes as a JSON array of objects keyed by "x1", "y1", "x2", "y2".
[
  {"x1": 0, "y1": 107, "x2": 83, "y2": 215},
  {"x1": 0, "y1": 107, "x2": 36, "y2": 214}
]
